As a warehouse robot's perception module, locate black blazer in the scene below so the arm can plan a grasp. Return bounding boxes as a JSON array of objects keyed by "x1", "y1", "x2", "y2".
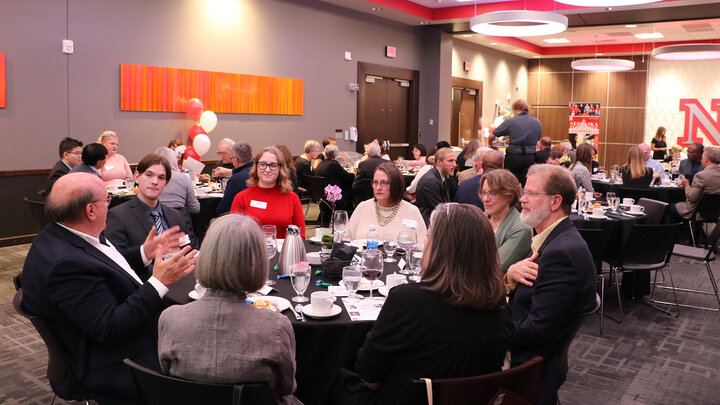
[
  {"x1": 43, "y1": 160, "x2": 71, "y2": 198},
  {"x1": 20, "y1": 222, "x2": 165, "y2": 405},
  {"x1": 352, "y1": 156, "x2": 386, "y2": 203},
  {"x1": 535, "y1": 147, "x2": 550, "y2": 164},
  {"x1": 509, "y1": 217, "x2": 596, "y2": 405},
  {"x1": 314, "y1": 159, "x2": 354, "y2": 206},
  {"x1": 70, "y1": 162, "x2": 101, "y2": 177},
  {"x1": 414, "y1": 167, "x2": 458, "y2": 225},
  {"x1": 621, "y1": 166, "x2": 653, "y2": 188}
]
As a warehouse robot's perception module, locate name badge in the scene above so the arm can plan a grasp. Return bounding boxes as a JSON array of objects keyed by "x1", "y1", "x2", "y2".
[
  {"x1": 249, "y1": 200, "x2": 268, "y2": 209},
  {"x1": 402, "y1": 218, "x2": 418, "y2": 229}
]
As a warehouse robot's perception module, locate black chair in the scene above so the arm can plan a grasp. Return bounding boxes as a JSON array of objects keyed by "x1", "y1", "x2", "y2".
[
  {"x1": 24, "y1": 197, "x2": 50, "y2": 231},
  {"x1": 123, "y1": 359, "x2": 276, "y2": 405},
  {"x1": 353, "y1": 178, "x2": 374, "y2": 206},
  {"x1": 653, "y1": 221, "x2": 720, "y2": 312},
  {"x1": 637, "y1": 197, "x2": 668, "y2": 225},
  {"x1": 610, "y1": 223, "x2": 682, "y2": 320},
  {"x1": 398, "y1": 356, "x2": 543, "y2": 405},
  {"x1": 688, "y1": 193, "x2": 720, "y2": 246},
  {"x1": 578, "y1": 229, "x2": 607, "y2": 333},
  {"x1": 557, "y1": 293, "x2": 601, "y2": 394},
  {"x1": 13, "y1": 290, "x2": 92, "y2": 405},
  {"x1": 303, "y1": 175, "x2": 330, "y2": 225}
]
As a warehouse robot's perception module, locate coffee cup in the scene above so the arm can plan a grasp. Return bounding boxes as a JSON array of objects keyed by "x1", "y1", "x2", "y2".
[
  {"x1": 315, "y1": 228, "x2": 331, "y2": 238},
  {"x1": 194, "y1": 282, "x2": 207, "y2": 298},
  {"x1": 622, "y1": 198, "x2": 635, "y2": 206},
  {"x1": 306, "y1": 251, "x2": 322, "y2": 265},
  {"x1": 629, "y1": 205, "x2": 645, "y2": 214},
  {"x1": 386, "y1": 273, "x2": 407, "y2": 289},
  {"x1": 310, "y1": 291, "x2": 336, "y2": 314},
  {"x1": 591, "y1": 208, "x2": 605, "y2": 218}
]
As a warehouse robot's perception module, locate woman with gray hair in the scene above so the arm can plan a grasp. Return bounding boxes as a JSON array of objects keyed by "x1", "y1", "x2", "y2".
[{"x1": 158, "y1": 214, "x2": 301, "y2": 405}]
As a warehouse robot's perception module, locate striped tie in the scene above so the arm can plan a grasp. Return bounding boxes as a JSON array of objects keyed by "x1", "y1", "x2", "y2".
[{"x1": 150, "y1": 211, "x2": 164, "y2": 236}]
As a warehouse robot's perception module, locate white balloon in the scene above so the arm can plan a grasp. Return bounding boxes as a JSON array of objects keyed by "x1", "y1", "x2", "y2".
[
  {"x1": 193, "y1": 134, "x2": 211, "y2": 156},
  {"x1": 199, "y1": 110, "x2": 218, "y2": 133}
]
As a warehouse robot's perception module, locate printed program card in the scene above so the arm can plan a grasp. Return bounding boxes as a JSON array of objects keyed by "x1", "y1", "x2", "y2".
[{"x1": 342, "y1": 297, "x2": 386, "y2": 321}]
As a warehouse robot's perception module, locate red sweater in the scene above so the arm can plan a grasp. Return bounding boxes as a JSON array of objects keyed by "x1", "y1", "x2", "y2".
[{"x1": 230, "y1": 185, "x2": 305, "y2": 239}]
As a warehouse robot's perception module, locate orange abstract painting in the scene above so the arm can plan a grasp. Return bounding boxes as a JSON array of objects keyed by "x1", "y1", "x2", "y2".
[
  {"x1": 0, "y1": 53, "x2": 6, "y2": 108},
  {"x1": 120, "y1": 63, "x2": 303, "y2": 115}
]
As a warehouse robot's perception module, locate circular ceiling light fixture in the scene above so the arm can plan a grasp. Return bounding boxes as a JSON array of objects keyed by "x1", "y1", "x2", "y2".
[
  {"x1": 555, "y1": 0, "x2": 660, "y2": 6},
  {"x1": 652, "y1": 43, "x2": 720, "y2": 61},
  {"x1": 470, "y1": 10, "x2": 568, "y2": 37},
  {"x1": 571, "y1": 58, "x2": 635, "y2": 72}
]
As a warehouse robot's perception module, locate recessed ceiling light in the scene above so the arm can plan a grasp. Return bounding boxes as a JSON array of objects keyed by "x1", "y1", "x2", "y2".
[
  {"x1": 533, "y1": 55, "x2": 541, "y2": 58},
  {"x1": 470, "y1": 10, "x2": 568, "y2": 37},
  {"x1": 635, "y1": 32, "x2": 664, "y2": 39},
  {"x1": 462, "y1": 34, "x2": 472, "y2": 38},
  {"x1": 596, "y1": 53, "x2": 603, "y2": 56},
  {"x1": 544, "y1": 38, "x2": 570, "y2": 44},
  {"x1": 625, "y1": 24, "x2": 638, "y2": 28},
  {"x1": 490, "y1": 42, "x2": 499, "y2": 45},
  {"x1": 653, "y1": 43, "x2": 720, "y2": 61},
  {"x1": 513, "y1": 49, "x2": 521, "y2": 52},
  {"x1": 371, "y1": 7, "x2": 383, "y2": 11}
]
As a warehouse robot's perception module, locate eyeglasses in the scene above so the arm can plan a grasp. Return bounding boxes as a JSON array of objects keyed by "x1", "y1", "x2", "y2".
[
  {"x1": 257, "y1": 162, "x2": 280, "y2": 171},
  {"x1": 92, "y1": 196, "x2": 112, "y2": 205},
  {"x1": 479, "y1": 191, "x2": 500, "y2": 199},
  {"x1": 66, "y1": 151, "x2": 82, "y2": 155},
  {"x1": 437, "y1": 202, "x2": 459, "y2": 215},
  {"x1": 520, "y1": 190, "x2": 551, "y2": 199},
  {"x1": 217, "y1": 151, "x2": 229, "y2": 156},
  {"x1": 371, "y1": 180, "x2": 391, "y2": 188}
]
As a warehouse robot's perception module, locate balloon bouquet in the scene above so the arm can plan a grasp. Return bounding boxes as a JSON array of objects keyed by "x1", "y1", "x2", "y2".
[{"x1": 183, "y1": 98, "x2": 218, "y2": 162}]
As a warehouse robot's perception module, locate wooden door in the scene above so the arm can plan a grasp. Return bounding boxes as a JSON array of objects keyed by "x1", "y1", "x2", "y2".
[
  {"x1": 386, "y1": 80, "x2": 410, "y2": 159},
  {"x1": 459, "y1": 90, "x2": 476, "y2": 142},
  {"x1": 451, "y1": 88, "x2": 463, "y2": 147},
  {"x1": 359, "y1": 76, "x2": 388, "y2": 144}
]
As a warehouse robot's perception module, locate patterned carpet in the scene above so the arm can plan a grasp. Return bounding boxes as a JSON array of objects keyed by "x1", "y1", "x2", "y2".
[{"x1": 1, "y1": 240, "x2": 718, "y2": 404}]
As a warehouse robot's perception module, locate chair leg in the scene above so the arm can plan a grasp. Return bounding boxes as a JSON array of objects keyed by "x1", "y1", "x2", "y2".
[
  {"x1": 50, "y1": 394, "x2": 56, "y2": 405},
  {"x1": 689, "y1": 221, "x2": 696, "y2": 247},
  {"x1": 654, "y1": 261, "x2": 720, "y2": 312},
  {"x1": 613, "y1": 267, "x2": 623, "y2": 322},
  {"x1": 599, "y1": 275, "x2": 604, "y2": 334}
]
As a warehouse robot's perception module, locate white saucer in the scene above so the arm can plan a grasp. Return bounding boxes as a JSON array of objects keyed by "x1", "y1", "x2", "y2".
[
  {"x1": 188, "y1": 290, "x2": 201, "y2": 300},
  {"x1": 247, "y1": 296, "x2": 291, "y2": 312},
  {"x1": 309, "y1": 236, "x2": 324, "y2": 244},
  {"x1": 358, "y1": 279, "x2": 385, "y2": 291},
  {"x1": 378, "y1": 286, "x2": 390, "y2": 296},
  {"x1": 301, "y1": 304, "x2": 342, "y2": 319},
  {"x1": 587, "y1": 215, "x2": 609, "y2": 220},
  {"x1": 625, "y1": 211, "x2": 644, "y2": 216}
]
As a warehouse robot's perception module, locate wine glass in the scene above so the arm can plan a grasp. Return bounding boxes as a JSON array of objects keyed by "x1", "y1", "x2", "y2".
[
  {"x1": 333, "y1": 210, "x2": 349, "y2": 242},
  {"x1": 382, "y1": 233, "x2": 398, "y2": 262},
  {"x1": 408, "y1": 248, "x2": 423, "y2": 283},
  {"x1": 361, "y1": 249, "x2": 384, "y2": 299},
  {"x1": 342, "y1": 265, "x2": 363, "y2": 302},
  {"x1": 397, "y1": 229, "x2": 417, "y2": 275},
  {"x1": 289, "y1": 263, "x2": 311, "y2": 303},
  {"x1": 262, "y1": 225, "x2": 277, "y2": 286}
]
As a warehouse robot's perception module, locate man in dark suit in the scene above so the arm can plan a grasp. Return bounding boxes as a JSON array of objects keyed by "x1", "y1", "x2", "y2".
[
  {"x1": 535, "y1": 136, "x2": 551, "y2": 164},
  {"x1": 43, "y1": 137, "x2": 83, "y2": 198},
  {"x1": 455, "y1": 149, "x2": 504, "y2": 209},
  {"x1": 106, "y1": 153, "x2": 196, "y2": 280},
  {"x1": 505, "y1": 164, "x2": 596, "y2": 405},
  {"x1": 21, "y1": 172, "x2": 196, "y2": 405},
  {"x1": 70, "y1": 143, "x2": 107, "y2": 178},
  {"x1": 216, "y1": 142, "x2": 253, "y2": 216},
  {"x1": 415, "y1": 147, "x2": 458, "y2": 225},
  {"x1": 352, "y1": 142, "x2": 386, "y2": 205},
  {"x1": 678, "y1": 142, "x2": 704, "y2": 184},
  {"x1": 315, "y1": 144, "x2": 355, "y2": 211}
]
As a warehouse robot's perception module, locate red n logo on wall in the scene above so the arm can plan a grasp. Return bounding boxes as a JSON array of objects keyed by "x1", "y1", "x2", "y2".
[{"x1": 679, "y1": 98, "x2": 720, "y2": 146}]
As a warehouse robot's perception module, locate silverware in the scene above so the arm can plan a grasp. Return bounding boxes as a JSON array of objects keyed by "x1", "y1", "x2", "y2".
[
  {"x1": 289, "y1": 304, "x2": 303, "y2": 321},
  {"x1": 295, "y1": 304, "x2": 307, "y2": 322}
]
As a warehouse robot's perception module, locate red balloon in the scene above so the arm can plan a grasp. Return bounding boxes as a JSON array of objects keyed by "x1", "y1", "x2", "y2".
[
  {"x1": 186, "y1": 98, "x2": 204, "y2": 121},
  {"x1": 185, "y1": 145, "x2": 201, "y2": 161},
  {"x1": 188, "y1": 123, "x2": 206, "y2": 141}
]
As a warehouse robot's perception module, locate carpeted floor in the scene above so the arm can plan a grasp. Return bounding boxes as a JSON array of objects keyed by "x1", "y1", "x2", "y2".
[{"x1": 1, "y1": 223, "x2": 718, "y2": 404}]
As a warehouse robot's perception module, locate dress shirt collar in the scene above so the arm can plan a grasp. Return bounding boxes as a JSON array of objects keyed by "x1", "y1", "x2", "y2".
[
  {"x1": 137, "y1": 196, "x2": 163, "y2": 217},
  {"x1": 61, "y1": 160, "x2": 72, "y2": 170},
  {"x1": 435, "y1": 166, "x2": 446, "y2": 182},
  {"x1": 531, "y1": 215, "x2": 568, "y2": 254},
  {"x1": 232, "y1": 160, "x2": 253, "y2": 175}
]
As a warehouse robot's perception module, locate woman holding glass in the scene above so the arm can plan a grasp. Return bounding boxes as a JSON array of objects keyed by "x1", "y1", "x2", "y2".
[
  {"x1": 621, "y1": 145, "x2": 654, "y2": 188},
  {"x1": 479, "y1": 169, "x2": 532, "y2": 273},
  {"x1": 97, "y1": 130, "x2": 133, "y2": 186},
  {"x1": 158, "y1": 214, "x2": 301, "y2": 405},
  {"x1": 346, "y1": 162, "x2": 427, "y2": 244},
  {"x1": 231, "y1": 146, "x2": 305, "y2": 239},
  {"x1": 332, "y1": 203, "x2": 511, "y2": 405}
]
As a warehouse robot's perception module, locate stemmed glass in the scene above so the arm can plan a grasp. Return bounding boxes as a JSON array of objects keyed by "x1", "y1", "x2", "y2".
[
  {"x1": 361, "y1": 249, "x2": 384, "y2": 299},
  {"x1": 408, "y1": 248, "x2": 424, "y2": 282},
  {"x1": 397, "y1": 229, "x2": 417, "y2": 275},
  {"x1": 333, "y1": 210, "x2": 349, "y2": 242},
  {"x1": 342, "y1": 265, "x2": 363, "y2": 302},
  {"x1": 382, "y1": 233, "x2": 398, "y2": 262},
  {"x1": 290, "y1": 263, "x2": 311, "y2": 303},
  {"x1": 262, "y1": 225, "x2": 277, "y2": 286},
  {"x1": 606, "y1": 192, "x2": 619, "y2": 213}
]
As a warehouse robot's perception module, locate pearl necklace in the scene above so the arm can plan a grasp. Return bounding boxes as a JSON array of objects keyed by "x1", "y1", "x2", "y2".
[{"x1": 375, "y1": 200, "x2": 400, "y2": 227}]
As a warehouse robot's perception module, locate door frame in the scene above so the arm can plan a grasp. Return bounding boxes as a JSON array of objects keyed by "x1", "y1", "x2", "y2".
[
  {"x1": 357, "y1": 62, "x2": 420, "y2": 156},
  {"x1": 450, "y1": 77, "x2": 483, "y2": 146}
]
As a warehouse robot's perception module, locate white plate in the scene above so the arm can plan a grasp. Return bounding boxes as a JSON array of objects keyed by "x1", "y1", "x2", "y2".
[
  {"x1": 378, "y1": 286, "x2": 390, "y2": 297},
  {"x1": 358, "y1": 279, "x2": 385, "y2": 291},
  {"x1": 247, "y1": 296, "x2": 291, "y2": 312},
  {"x1": 188, "y1": 290, "x2": 201, "y2": 300},
  {"x1": 301, "y1": 304, "x2": 342, "y2": 319},
  {"x1": 350, "y1": 239, "x2": 384, "y2": 248},
  {"x1": 587, "y1": 215, "x2": 609, "y2": 220},
  {"x1": 625, "y1": 211, "x2": 644, "y2": 216},
  {"x1": 309, "y1": 236, "x2": 324, "y2": 244}
]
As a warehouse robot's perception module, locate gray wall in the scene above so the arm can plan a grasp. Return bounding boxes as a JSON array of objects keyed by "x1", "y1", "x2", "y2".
[{"x1": 0, "y1": 0, "x2": 446, "y2": 170}]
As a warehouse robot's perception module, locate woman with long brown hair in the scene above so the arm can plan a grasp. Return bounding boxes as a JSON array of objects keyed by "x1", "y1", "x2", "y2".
[
  {"x1": 569, "y1": 142, "x2": 594, "y2": 193},
  {"x1": 621, "y1": 145, "x2": 653, "y2": 188},
  {"x1": 230, "y1": 146, "x2": 305, "y2": 239},
  {"x1": 651, "y1": 126, "x2": 667, "y2": 160},
  {"x1": 274, "y1": 143, "x2": 300, "y2": 195},
  {"x1": 333, "y1": 203, "x2": 510, "y2": 405}
]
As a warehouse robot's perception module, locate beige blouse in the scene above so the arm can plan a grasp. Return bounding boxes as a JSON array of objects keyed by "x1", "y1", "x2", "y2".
[{"x1": 346, "y1": 199, "x2": 427, "y2": 245}]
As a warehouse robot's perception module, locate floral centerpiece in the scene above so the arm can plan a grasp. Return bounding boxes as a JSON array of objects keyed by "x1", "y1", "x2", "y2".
[
  {"x1": 322, "y1": 185, "x2": 342, "y2": 248},
  {"x1": 559, "y1": 154, "x2": 572, "y2": 168}
]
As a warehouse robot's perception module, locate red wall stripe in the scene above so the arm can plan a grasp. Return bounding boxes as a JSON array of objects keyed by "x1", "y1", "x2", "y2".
[{"x1": 0, "y1": 53, "x2": 6, "y2": 108}]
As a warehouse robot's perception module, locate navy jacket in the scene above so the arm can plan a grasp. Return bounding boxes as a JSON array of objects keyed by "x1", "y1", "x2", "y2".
[
  {"x1": 454, "y1": 173, "x2": 484, "y2": 210},
  {"x1": 216, "y1": 161, "x2": 253, "y2": 216}
]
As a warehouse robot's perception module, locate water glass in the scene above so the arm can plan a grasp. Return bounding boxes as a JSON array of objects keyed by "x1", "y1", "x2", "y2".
[
  {"x1": 361, "y1": 249, "x2": 384, "y2": 299},
  {"x1": 290, "y1": 263, "x2": 311, "y2": 302},
  {"x1": 408, "y1": 248, "x2": 423, "y2": 282},
  {"x1": 397, "y1": 229, "x2": 417, "y2": 275},
  {"x1": 333, "y1": 210, "x2": 349, "y2": 241},
  {"x1": 608, "y1": 196, "x2": 620, "y2": 212},
  {"x1": 342, "y1": 265, "x2": 363, "y2": 302},
  {"x1": 262, "y1": 225, "x2": 278, "y2": 286},
  {"x1": 125, "y1": 176, "x2": 135, "y2": 190},
  {"x1": 382, "y1": 233, "x2": 398, "y2": 262}
]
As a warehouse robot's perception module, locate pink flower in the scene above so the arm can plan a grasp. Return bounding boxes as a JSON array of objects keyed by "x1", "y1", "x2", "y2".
[{"x1": 324, "y1": 184, "x2": 342, "y2": 203}]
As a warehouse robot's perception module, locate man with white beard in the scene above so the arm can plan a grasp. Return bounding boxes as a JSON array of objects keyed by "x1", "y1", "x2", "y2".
[{"x1": 505, "y1": 164, "x2": 596, "y2": 405}]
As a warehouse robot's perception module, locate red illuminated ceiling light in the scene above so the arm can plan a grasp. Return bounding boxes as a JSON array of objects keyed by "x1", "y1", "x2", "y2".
[
  {"x1": 571, "y1": 58, "x2": 635, "y2": 72},
  {"x1": 652, "y1": 44, "x2": 720, "y2": 61}
]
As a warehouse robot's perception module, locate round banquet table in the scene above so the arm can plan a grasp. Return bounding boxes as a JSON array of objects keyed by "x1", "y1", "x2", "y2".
[
  {"x1": 167, "y1": 240, "x2": 404, "y2": 405},
  {"x1": 591, "y1": 179, "x2": 686, "y2": 204},
  {"x1": 571, "y1": 208, "x2": 650, "y2": 298}
]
